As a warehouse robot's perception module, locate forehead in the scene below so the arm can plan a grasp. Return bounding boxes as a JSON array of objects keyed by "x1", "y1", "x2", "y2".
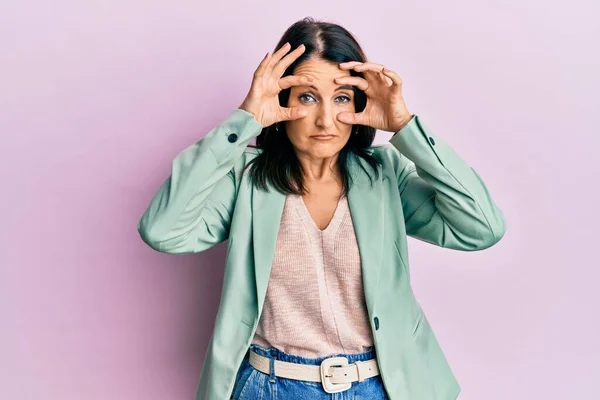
[{"x1": 293, "y1": 58, "x2": 351, "y2": 83}]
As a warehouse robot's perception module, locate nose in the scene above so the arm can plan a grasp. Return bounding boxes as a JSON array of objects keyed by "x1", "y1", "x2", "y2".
[{"x1": 315, "y1": 102, "x2": 335, "y2": 131}]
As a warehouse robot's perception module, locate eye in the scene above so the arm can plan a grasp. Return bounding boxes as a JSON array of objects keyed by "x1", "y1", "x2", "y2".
[
  {"x1": 299, "y1": 93, "x2": 315, "y2": 103},
  {"x1": 298, "y1": 93, "x2": 352, "y2": 103}
]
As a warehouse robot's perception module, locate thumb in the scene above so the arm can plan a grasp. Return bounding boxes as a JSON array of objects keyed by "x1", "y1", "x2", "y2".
[
  {"x1": 337, "y1": 112, "x2": 356, "y2": 124},
  {"x1": 281, "y1": 107, "x2": 308, "y2": 121}
]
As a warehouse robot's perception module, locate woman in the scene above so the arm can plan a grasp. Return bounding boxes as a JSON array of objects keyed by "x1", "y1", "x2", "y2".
[{"x1": 138, "y1": 17, "x2": 506, "y2": 400}]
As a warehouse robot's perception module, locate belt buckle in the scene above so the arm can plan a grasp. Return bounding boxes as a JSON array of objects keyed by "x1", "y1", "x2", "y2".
[{"x1": 320, "y1": 356, "x2": 351, "y2": 393}]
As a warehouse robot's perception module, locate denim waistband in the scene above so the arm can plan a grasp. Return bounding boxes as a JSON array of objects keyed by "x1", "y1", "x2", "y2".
[{"x1": 248, "y1": 343, "x2": 377, "y2": 365}]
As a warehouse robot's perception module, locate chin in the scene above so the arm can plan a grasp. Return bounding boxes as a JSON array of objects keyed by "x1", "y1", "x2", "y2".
[{"x1": 306, "y1": 145, "x2": 343, "y2": 159}]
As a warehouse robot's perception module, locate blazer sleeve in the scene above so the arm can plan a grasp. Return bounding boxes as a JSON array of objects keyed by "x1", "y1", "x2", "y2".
[
  {"x1": 137, "y1": 108, "x2": 263, "y2": 254},
  {"x1": 388, "y1": 115, "x2": 506, "y2": 251}
]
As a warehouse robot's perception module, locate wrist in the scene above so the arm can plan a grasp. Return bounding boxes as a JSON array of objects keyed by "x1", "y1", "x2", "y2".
[
  {"x1": 392, "y1": 115, "x2": 414, "y2": 132},
  {"x1": 238, "y1": 103, "x2": 261, "y2": 125}
]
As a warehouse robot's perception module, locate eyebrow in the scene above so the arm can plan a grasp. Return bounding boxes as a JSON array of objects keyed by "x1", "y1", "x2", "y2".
[{"x1": 308, "y1": 84, "x2": 354, "y2": 92}]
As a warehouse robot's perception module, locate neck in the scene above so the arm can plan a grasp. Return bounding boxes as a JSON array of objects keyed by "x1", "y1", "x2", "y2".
[{"x1": 296, "y1": 152, "x2": 341, "y2": 184}]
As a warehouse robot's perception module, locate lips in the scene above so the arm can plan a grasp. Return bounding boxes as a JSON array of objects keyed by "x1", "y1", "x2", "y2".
[{"x1": 311, "y1": 135, "x2": 336, "y2": 140}]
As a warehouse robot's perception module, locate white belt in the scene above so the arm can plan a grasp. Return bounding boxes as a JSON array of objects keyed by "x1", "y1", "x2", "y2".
[{"x1": 248, "y1": 349, "x2": 380, "y2": 393}]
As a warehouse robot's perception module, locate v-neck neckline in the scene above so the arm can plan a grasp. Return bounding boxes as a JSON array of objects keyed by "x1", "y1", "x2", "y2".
[{"x1": 292, "y1": 193, "x2": 347, "y2": 234}]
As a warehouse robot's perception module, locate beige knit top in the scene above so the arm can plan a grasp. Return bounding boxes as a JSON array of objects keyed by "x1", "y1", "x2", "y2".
[{"x1": 251, "y1": 193, "x2": 374, "y2": 358}]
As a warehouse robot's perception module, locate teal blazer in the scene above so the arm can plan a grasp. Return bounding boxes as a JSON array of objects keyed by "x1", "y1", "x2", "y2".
[{"x1": 137, "y1": 108, "x2": 506, "y2": 400}]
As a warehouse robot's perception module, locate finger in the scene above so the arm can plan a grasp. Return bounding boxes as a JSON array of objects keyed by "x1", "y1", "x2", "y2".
[
  {"x1": 377, "y1": 70, "x2": 393, "y2": 87},
  {"x1": 279, "y1": 106, "x2": 308, "y2": 121},
  {"x1": 354, "y1": 62, "x2": 385, "y2": 73},
  {"x1": 273, "y1": 43, "x2": 306, "y2": 77},
  {"x1": 338, "y1": 61, "x2": 364, "y2": 70},
  {"x1": 336, "y1": 111, "x2": 366, "y2": 125},
  {"x1": 333, "y1": 76, "x2": 369, "y2": 92},
  {"x1": 381, "y1": 68, "x2": 403, "y2": 86},
  {"x1": 265, "y1": 42, "x2": 291, "y2": 74},
  {"x1": 279, "y1": 74, "x2": 313, "y2": 90},
  {"x1": 254, "y1": 51, "x2": 272, "y2": 78},
  {"x1": 354, "y1": 63, "x2": 392, "y2": 86}
]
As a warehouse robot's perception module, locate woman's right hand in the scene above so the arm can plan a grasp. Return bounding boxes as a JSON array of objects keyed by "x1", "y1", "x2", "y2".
[{"x1": 239, "y1": 42, "x2": 313, "y2": 128}]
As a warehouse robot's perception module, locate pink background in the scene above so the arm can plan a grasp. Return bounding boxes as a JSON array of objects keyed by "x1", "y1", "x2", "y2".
[{"x1": 2, "y1": 1, "x2": 599, "y2": 399}]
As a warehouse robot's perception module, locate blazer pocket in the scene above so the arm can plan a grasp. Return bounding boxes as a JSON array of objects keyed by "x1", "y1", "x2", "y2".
[
  {"x1": 393, "y1": 239, "x2": 410, "y2": 277},
  {"x1": 411, "y1": 308, "x2": 425, "y2": 338},
  {"x1": 240, "y1": 318, "x2": 254, "y2": 329}
]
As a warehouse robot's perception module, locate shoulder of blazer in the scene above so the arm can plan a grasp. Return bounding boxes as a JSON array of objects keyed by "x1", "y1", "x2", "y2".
[
  {"x1": 369, "y1": 144, "x2": 414, "y2": 182},
  {"x1": 229, "y1": 146, "x2": 261, "y2": 183},
  {"x1": 239, "y1": 145, "x2": 261, "y2": 164}
]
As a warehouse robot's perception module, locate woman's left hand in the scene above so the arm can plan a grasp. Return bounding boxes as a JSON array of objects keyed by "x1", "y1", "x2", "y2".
[{"x1": 335, "y1": 62, "x2": 412, "y2": 133}]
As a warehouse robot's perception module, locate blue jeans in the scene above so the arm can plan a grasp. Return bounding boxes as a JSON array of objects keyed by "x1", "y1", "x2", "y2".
[{"x1": 231, "y1": 344, "x2": 390, "y2": 399}]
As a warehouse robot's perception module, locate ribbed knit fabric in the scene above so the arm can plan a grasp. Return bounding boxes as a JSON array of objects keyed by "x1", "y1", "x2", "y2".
[{"x1": 251, "y1": 193, "x2": 374, "y2": 358}]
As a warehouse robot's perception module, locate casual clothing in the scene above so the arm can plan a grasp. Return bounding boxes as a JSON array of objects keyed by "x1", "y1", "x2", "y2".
[
  {"x1": 251, "y1": 193, "x2": 374, "y2": 358},
  {"x1": 138, "y1": 109, "x2": 504, "y2": 399},
  {"x1": 236, "y1": 193, "x2": 381, "y2": 397},
  {"x1": 230, "y1": 344, "x2": 388, "y2": 400}
]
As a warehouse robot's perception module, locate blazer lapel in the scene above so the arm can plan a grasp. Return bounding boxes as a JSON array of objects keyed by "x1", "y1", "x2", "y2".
[
  {"x1": 251, "y1": 152, "x2": 384, "y2": 321},
  {"x1": 252, "y1": 182, "x2": 285, "y2": 318},
  {"x1": 346, "y1": 153, "x2": 384, "y2": 316}
]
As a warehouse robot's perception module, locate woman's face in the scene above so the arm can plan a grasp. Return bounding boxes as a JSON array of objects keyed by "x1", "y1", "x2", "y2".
[{"x1": 284, "y1": 58, "x2": 356, "y2": 160}]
